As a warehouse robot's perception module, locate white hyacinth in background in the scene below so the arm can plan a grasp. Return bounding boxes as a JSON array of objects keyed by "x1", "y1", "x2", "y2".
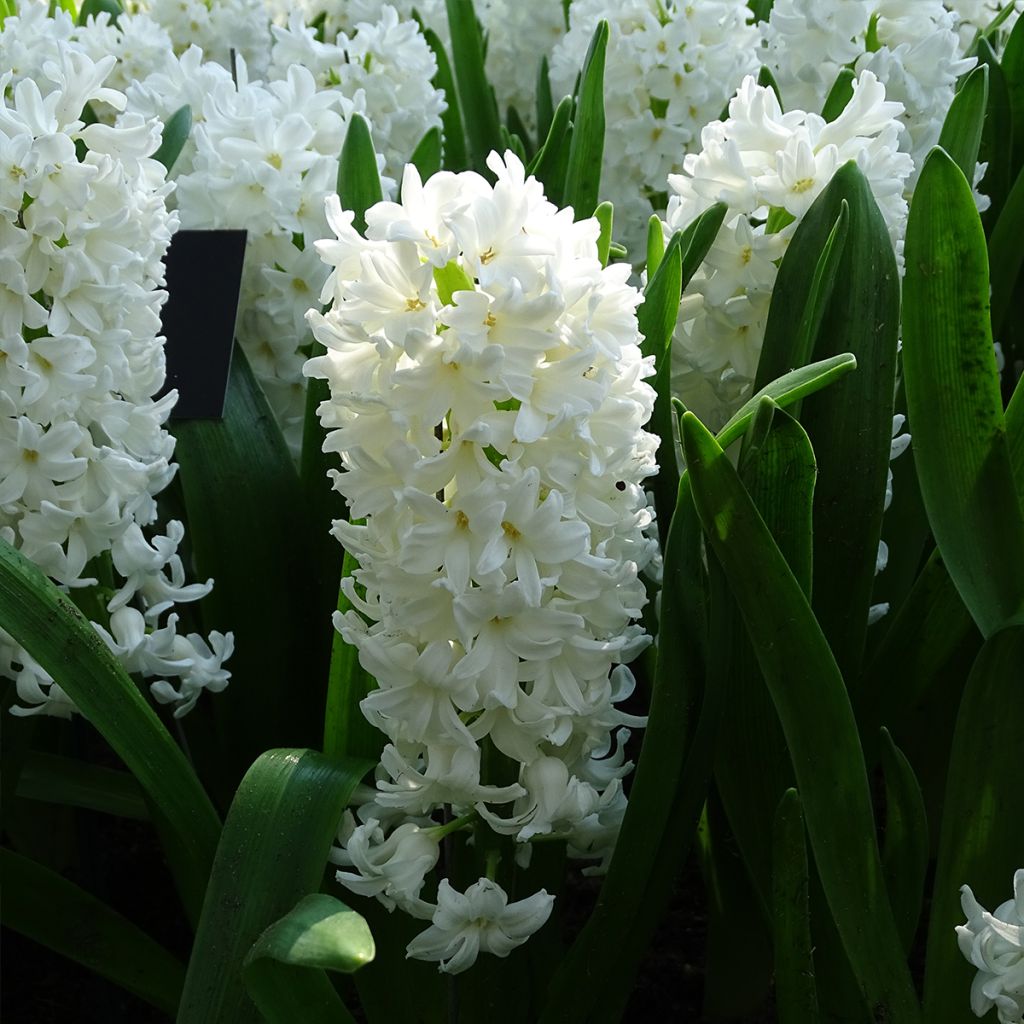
[
  {"x1": 307, "y1": 151, "x2": 658, "y2": 972},
  {"x1": 957, "y1": 870, "x2": 1024, "y2": 1024},
  {"x1": 551, "y1": 0, "x2": 760, "y2": 260},
  {"x1": 0, "y1": 47, "x2": 231, "y2": 717},
  {"x1": 663, "y1": 70, "x2": 913, "y2": 429}
]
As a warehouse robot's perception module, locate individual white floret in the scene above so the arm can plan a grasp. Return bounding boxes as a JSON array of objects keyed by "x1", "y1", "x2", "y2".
[{"x1": 405, "y1": 878, "x2": 555, "y2": 974}]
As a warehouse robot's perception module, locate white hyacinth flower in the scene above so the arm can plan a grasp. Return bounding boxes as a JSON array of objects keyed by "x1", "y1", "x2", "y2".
[
  {"x1": 957, "y1": 870, "x2": 1024, "y2": 1024},
  {"x1": 0, "y1": 47, "x2": 231, "y2": 717},
  {"x1": 663, "y1": 71, "x2": 912, "y2": 429},
  {"x1": 405, "y1": 878, "x2": 555, "y2": 974},
  {"x1": 307, "y1": 150, "x2": 657, "y2": 969}
]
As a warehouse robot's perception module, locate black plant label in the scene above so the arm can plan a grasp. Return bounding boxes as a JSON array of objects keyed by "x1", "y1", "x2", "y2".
[{"x1": 160, "y1": 229, "x2": 247, "y2": 420}]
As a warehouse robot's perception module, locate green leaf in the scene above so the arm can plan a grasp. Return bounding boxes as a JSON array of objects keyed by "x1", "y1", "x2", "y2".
[
  {"x1": 174, "y1": 348, "x2": 328, "y2": 800},
  {"x1": 758, "y1": 162, "x2": 901, "y2": 684},
  {"x1": 989, "y1": 163, "x2": 1024, "y2": 341},
  {"x1": 536, "y1": 55, "x2": 554, "y2": 143},
  {"x1": 16, "y1": 751, "x2": 148, "y2": 820},
  {"x1": 715, "y1": 408, "x2": 815, "y2": 909},
  {"x1": 423, "y1": 26, "x2": 469, "y2": 172},
  {"x1": 594, "y1": 201, "x2": 613, "y2": 266},
  {"x1": 337, "y1": 114, "x2": 383, "y2": 235},
  {"x1": 1, "y1": 847, "x2": 186, "y2": 1015},
  {"x1": 646, "y1": 214, "x2": 665, "y2": 276},
  {"x1": 976, "y1": 38, "x2": 1014, "y2": 228},
  {"x1": 77, "y1": 0, "x2": 120, "y2": 24},
  {"x1": 902, "y1": 147, "x2": 1024, "y2": 637},
  {"x1": 444, "y1": 0, "x2": 502, "y2": 174},
  {"x1": 678, "y1": 201, "x2": 728, "y2": 289},
  {"x1": 527, "y1": 94, "x2": 573, "y2": 205},
  {"x1": 639, "y1": 231, "x2": 684, "y2": 542},
  {"x1": 152, "y1": 104, "x2": 191, "y2": 174},
  {"x1": 323, "y1": 550, "x2": 381, "y2": 762},
  {"x1": 410, "y1": 126, "x2": 442, "y2": 182},
  {"x1": 937, "y1": 64, "x2": 989, "y2": 181},
  {"x1": 715, "y1": 352, "x2": 858, "y2": 453},
  {"x1": 562, "y1": 20, "x2": 609, "y2": 219},
  {"x1": 771, "y1": 790, "x2": 819, "y2": 1024},
  {"x1": 176, "y1": 749, "x2": 372, "y2": 1024},
  {"x1": 0, "y1": 540, "x2": 220, "y2": 905},
  {"x1": 243, "y1": 894, "x2": 373, "y2": 1024},
  {"x1": 757, "y1": 65, "x2": 783, "y2": 108},
  {"x1": 923, "y1": 626, "x2": 1024, "y2": 1022},
  {"x1": 680, "y1": 412, "x2": 920, "y2": 1023},
  {"x1": 1002, "y1": 11, "x2": 1024, "y2": 176},
  {"x1": 878, "y1": 729, "x2": 928, "y2": 954},
  {"x1": 821, "y1": 68, "x2": 855, "y2": 122}
]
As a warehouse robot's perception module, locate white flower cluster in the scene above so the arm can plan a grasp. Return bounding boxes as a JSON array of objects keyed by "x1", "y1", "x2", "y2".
[
  {"x1": 663, "y1": 71, "x2": 913, "y2": 428},
  {"x1": 760, "y1": 0, "x2": 976, "y2": 177},
  {"x1": 267, "y1": 4, "x2": 446, "y2": 181},
  {"x1": 957, "y1": 870, "x2": 1024, "y2": 1024},
  {"x1": 0, "y1": 47, "x2": 231, "y2": 718},
  {"x1": 134, "y1": 0, "x2": 273, "y2": 79},
  {"x1": 551, "y1": 0, "x2": 760, "y2": 259},
  {"x1": 308, "y1": 151, "x2": 658, "y2": 972},
  {"x1": 308, "y1": 0, "x2": 565, "y2": 136}
]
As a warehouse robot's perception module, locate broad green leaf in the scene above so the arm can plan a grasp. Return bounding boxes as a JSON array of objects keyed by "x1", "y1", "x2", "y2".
[
  {"x1": 822, "y1": 68, "x2": 855, "y2": 122},
  {"x1": 938, "y1": 64, "x2": 989, "y2": 181},
  {"x1": 680, "y1": 412, "x2": 920, "y2": 1022},
  {"x1": 716, "y1": 352, "x2": 858, "y2": 453},
  {"x1": 878, "y1": 729, "x2": 929, "y2": 954},
  {"x1": 410, "y1": 126, "x2": 442, "y2": 182},
  {"x1": 337, "y1": 113, "x2": 383, "y2": 235},
  {"x1": 0, "y1": 540, "x2": 220, "y2": 903},
  {"x1": 423, "y1": 26, "x2": 469, "y2": 171},
  {"x1": 323, "y1": 549, "x2": 380, "y2": 762},
  {"x1": 526, "y1": 94, "x2": 572, "y2": 203},
  {"x1": 562, "y1": 20, "x2": 608, "y2": 219},
  {"x1": 989, "y1": 163, "x2": 1024, "y2": 341},
  {"x1": 715, "y1": 408, "x2": 815, "y2": 908},
  {"x1": 748, "y1": 0, "x2": 774, "y2": 23},
  {"x1": 17, "y1": 751, "x2": 148, "y2": 820},
  {"x1": 541, "y1": 471, "x2": 714, "y2": 1024},
  {"x1": 1, "y1": 848, "x2": 186, "y2": 1015},
  {"x1": 444, "y1": 0, "x2": 502, "y2": 174},
  {"x1": 243, "y1": 894, "x2": 373, "y2": 1024},
  {"x1": 594, "y1": 201, "x2": 613, "y2": 266},
  {"x1": 506, "y1": 106, "x2": 533, "y2": 160},
  {"x1": 176, "y1": 749, "x2": 372, "y2": 1024},
  {"x1": 757, "y1": 203, "x2": 849, "y2": 402},
  {"x1": 923, "y1": 626, "x2": 1024, "y2": 1022},
  {"x1": 174, "y1": 348, "x2": 327, "y2": 801},
  {"x1": 758, "y1": 162, "x2": 900, "y2": 684},
  {"x1": 153, "y1": 105, "x2": 191, "y2": 174},
  {"x1": 902, "y1": 147, "x2": 1024, "y2": 637},
  {"x1": 771, "y1": 790, "x2": 819, "y2": 1024}
]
